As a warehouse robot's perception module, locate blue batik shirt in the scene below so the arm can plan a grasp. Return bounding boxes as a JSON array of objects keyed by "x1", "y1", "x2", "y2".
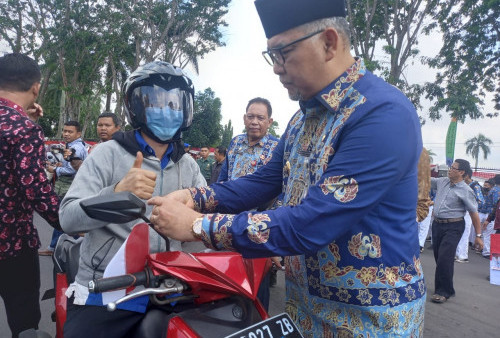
[
  {"x1": 189, "y1": 59, "x2": 425, "y2": 337},
  {"x1": 218, "y1": 133, "x2": 279, "y2": 182},
  {"x1": 469, "y1": 181, "x2": 485, "y2": 211},
  {"x1": 483, "y1": 186, "x2": 500, "y2": 214}
]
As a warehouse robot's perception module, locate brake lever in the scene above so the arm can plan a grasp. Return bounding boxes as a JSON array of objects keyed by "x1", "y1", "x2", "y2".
[{"x1": 107, "y1": 279, "x2": 185, "y2": 312}]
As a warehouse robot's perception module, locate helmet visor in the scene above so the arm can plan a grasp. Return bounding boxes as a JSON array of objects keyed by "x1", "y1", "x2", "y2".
[{"x1": 128, "y1": 85, "x2": 193, "y2": 131}]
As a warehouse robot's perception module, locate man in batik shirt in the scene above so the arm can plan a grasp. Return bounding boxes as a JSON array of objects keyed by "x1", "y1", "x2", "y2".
[
  {"x1": 218, "y1": 96, "x2": 279, "y2": 311},
  {"x1": 0, "y1": 53, "x2": 61, "y2": 337},
  {"x1": 482, "y1": 175, "x2": 500, "y2": 258},
  {"x1": 149, "y1": 0, "x2": 426, "y2": 336},
  {"x1": 218, "y1": 97, "x2": 279, "y2": 183}
]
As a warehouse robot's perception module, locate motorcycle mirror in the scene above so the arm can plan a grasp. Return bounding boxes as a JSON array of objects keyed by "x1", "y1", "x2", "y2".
[{"x1": 80, "y1": 192, "x2": 150, "y2": 223}]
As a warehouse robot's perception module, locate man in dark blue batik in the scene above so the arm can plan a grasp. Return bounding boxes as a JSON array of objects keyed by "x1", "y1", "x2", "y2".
[{"x1": 149, "y1": 0, "x2": 426, "y2": 336}]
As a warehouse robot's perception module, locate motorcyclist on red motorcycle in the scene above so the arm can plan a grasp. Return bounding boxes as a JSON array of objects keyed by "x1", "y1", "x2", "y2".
[{"x1": 58, "y1": 61, "x2": 206, "y2": 337}]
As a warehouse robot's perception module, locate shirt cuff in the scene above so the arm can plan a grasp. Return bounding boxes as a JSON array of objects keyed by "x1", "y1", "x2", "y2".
[
  {"x1": 189, "y1": 186, "x2": 218, "y2": 213},
  {"x1": 200, "y1": 215, "x2": 214, "y2": 249},
  {"x1": 199, "y1": 213, "x2": 236, "y2": 251}
]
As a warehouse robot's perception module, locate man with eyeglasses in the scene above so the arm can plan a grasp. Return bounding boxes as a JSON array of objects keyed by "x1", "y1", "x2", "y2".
[
  {"x1": 148, "y1": 0, "x2": 427, "y2": 335},
  {"x1": 430, "y1": 159, "x2": 483, "y2": 304}
]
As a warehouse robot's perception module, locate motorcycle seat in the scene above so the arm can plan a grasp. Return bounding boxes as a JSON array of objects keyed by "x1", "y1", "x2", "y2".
[{"x1": 53, "y1": 233, "x2": 84, "y2": 284}]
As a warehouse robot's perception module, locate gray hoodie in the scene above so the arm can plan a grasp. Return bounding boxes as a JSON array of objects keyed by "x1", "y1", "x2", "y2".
[{"x1": 60, "y1": 131, "x2": 206, "y2": 287}]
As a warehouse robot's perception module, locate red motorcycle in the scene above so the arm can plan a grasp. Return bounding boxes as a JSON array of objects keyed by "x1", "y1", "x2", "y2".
[{"x1": 50, "y1": 192, "x2": 302, "y2": 338}]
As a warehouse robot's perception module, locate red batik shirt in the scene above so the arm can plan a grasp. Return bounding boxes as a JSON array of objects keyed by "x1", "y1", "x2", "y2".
[{"x1": 0, "y1": 97, "x2": 60, "y2": 260}]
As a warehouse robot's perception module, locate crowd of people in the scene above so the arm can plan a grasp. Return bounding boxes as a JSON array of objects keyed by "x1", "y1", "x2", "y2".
[
  {"x1": 1, "y1": 0, "x2": 499, "y2": 337},
  {"x1": 418, "y1": 171, "x2": 500, "y2": 260}
]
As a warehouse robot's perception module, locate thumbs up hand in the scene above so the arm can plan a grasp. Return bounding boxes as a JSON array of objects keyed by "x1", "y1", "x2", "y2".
[{"x1": 114, "y1": 152, "x2": 157, "y2": 199}]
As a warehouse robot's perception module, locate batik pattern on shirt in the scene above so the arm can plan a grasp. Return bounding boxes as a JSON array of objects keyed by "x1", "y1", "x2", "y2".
[
  {"x1": 0, "y1": 98, "x2": 60, "y2": 260},
  {"x1": 470, "y1": 181, "x2": 485, "y2": 210},
  {"x1": 483, "y1": 186, "x2": 500, "y2": 214},
  {"x1": 191, "y1": 58, "x2": 425, "y2": 337},
  {"x1": 219, "y1": 133, "x2": 279, "y2": 182}
]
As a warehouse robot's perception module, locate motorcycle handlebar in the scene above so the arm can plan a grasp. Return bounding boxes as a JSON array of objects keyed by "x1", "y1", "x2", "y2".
[{"x1": 89, "y1": 270, "x2": 149, "y2": 293}]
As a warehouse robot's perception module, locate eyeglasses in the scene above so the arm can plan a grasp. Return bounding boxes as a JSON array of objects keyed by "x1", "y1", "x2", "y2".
[
  {"x1": 262, "y1": 30, "x2": 324, "y2": 66},
  {"x1": 449, "y1": 166, "x2": 461, "y2": 171}
]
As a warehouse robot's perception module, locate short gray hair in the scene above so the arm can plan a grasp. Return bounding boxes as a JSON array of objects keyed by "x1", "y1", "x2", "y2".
[{"x1": 298, "y1": 17, "x2": 351, "y2": 50}]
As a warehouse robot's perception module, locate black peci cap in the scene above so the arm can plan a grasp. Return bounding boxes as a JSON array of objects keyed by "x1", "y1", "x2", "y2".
[{"x1": 254, "y1": 0, "x2": 346, "y2": 39}]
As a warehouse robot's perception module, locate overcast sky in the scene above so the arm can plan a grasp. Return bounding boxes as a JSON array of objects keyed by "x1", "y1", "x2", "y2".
[{"x1": 186, "y1": 0, "x2": 500, "y2": 169}]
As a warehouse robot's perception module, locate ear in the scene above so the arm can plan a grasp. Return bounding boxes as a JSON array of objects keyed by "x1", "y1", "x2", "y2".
[
  {"x1": 268, "y1": 117, "x2": 274, "y2": 126},
  {"x1": 32, "y1": 82, "x2": 41, "y2": 99},
  {"x1": 323, "y1": 28, "x2": 341, "y2": 61}
]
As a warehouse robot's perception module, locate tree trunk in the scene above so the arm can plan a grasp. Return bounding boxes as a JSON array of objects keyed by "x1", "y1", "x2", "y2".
[
  {"x1": 56, "y1": 90, "x2": 66, "y2": 139},
  {"x1": 81, "y1": 104, "x2": 94, "y2": 139},
  {"x1": 38, "y1": 68, "x2": 53, "y2": 104},
  {"x1": 105, "y1": 60, "x2": 112, "y2": 112}
]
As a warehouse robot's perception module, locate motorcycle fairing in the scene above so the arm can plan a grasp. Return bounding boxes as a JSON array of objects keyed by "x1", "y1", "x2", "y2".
[{"x1": 148, "y1": 251, "x2": 268, "y2": 302}]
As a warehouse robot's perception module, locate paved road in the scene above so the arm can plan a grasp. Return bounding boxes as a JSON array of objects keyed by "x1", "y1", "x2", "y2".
[{"x1": 1, "y1": 215, "x2": 498, "y2": 337}]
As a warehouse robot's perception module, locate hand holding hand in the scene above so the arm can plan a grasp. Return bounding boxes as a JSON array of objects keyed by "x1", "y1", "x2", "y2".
[
  {"x1": 115, "y1": 152, "x2": 157, "y2": 199},
  {"x1": 148, "y1": 197, "x2": 202, "y2": 242},
  {"x1": 164, "y1": 189, "x2": 195, "y2": 209}
]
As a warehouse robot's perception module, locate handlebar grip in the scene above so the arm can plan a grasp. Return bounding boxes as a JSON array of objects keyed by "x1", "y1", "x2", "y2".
[{"x1": 89, "y1": 270, "x2": 149, "y2": 293}]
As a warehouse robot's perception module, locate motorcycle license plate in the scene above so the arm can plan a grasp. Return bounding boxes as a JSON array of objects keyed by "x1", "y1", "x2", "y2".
[{"x1": 225, "y1": 313, "x2": 303, "y2": 338}]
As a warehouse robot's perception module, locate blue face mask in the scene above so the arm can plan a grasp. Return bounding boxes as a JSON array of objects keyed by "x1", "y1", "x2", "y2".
[{"x1": 145, "y1": 107, "x2": 183, "y2": 141}]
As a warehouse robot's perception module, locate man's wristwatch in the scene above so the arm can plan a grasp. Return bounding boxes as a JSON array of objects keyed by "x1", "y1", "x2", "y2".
[
  {"x1": 191, "y1": 217, "x2": 204, "y2": 240},
  {"x1": 476, "y1": 233, "x2": 483, "y2": 238}
]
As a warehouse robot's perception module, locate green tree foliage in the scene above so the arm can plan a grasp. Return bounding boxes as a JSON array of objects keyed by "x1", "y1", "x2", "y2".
[
  {"x1": 346, "y1": 0, "x2": 438, "y2": 111},
  {"x1": 220, "y1": 120, "x2": 234, "y2": 148},
  {"x1": 183, "y1": 88, "x2": 223, "y2": 147},
  {"x1": 424, "y1": 0, "x2": 499, "y2": 121},
  {"x1": 465, "y1": 133, "x2": 492, "y2": 170},
  {"x1": 0, "y1": 0, "x2": 230, "y2": 139},
  {"x1": 268, "y1": 120, "x2": 280, "y2": 138}
]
